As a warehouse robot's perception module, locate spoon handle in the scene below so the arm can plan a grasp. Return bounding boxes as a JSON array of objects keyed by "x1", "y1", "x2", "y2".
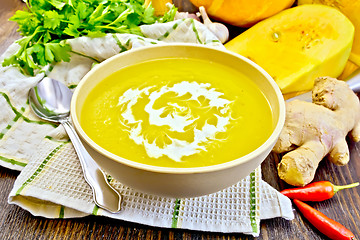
[{"x1": 61, "y1": 119, "x2": 122, "y2": 213}]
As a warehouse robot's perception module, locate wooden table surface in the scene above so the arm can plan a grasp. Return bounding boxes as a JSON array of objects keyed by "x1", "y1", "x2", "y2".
[{"x1": 0, "y1": 0, "x2": 359, "y2": 239}]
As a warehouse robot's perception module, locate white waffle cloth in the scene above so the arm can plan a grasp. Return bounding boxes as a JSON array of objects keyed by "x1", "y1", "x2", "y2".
[{"x1": 0, "y1": 19, "x2": 294, "y2": 237}]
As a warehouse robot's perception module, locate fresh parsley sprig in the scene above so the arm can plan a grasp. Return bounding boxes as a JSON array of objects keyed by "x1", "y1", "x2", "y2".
[{"x1": 3, "y1": 0, "x2": 176, "y2": 75}]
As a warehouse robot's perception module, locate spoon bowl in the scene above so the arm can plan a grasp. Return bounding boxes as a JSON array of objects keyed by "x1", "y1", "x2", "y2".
[{"x1": 29, "y1": 78, "x2": 72, "y2": 121}]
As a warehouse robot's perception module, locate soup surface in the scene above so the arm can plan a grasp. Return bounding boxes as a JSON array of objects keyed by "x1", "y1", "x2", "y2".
[{"x1": 81, "y1": 57, "x2": 273, "y2": 168}]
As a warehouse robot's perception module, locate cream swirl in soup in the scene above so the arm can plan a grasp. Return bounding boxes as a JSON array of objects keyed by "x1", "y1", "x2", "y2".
[{"x1": 117, "y1": 81, "x2": 234, "y2": 162}]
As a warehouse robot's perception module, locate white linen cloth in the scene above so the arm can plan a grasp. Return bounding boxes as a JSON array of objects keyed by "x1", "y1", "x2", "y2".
[{"x1": 0, "y1": 18, "x2": 294, "y2": 237}]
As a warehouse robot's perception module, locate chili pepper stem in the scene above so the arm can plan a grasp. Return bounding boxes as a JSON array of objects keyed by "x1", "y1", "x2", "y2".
[{"x1": 333, "y1": 182, "x2": 359, "y2": 194}]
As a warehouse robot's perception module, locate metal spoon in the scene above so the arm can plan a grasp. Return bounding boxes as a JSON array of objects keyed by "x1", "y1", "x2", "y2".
[{"x1": 28, "y1": 77, "x2": 122, "y2": 213}]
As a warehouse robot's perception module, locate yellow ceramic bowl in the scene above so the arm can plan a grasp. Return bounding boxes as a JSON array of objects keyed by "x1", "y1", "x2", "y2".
[{"x1": 71, "y1": 44, "x2": 285, "y2": 198}]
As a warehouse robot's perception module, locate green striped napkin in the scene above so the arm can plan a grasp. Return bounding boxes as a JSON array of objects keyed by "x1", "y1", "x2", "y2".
[{"x1": 0, "y1": 19, "x2": 293, "y2": 237}]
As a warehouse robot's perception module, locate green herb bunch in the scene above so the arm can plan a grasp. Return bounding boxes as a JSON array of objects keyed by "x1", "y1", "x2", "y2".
[{"x1": 3, "y1": 0, "x2": 177, "y2": 75}]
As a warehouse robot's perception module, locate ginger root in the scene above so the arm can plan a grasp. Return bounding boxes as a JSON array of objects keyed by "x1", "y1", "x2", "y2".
[{"x1": 273, "y1": 77, "x2": 360, "y2": 186}]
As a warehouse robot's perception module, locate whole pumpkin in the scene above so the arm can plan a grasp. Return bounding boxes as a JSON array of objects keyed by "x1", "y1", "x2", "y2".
[{"x1": 189, "y1": 0, "x2": 295, "y2": 27}]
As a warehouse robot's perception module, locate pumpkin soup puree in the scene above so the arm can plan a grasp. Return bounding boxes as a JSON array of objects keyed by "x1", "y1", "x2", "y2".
[{"x1": 81, "y1": 58, "x2": 273, "y2": 168}]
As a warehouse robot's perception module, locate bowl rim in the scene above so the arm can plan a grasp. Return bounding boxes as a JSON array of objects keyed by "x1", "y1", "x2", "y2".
[{"x1": 71, "y1": 43, "x2": 285, "y2": 174}]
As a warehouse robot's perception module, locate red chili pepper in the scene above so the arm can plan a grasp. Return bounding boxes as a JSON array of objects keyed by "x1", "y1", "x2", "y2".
[
  {"x1": 293, "y1": 199, "x2": 355, "y2": 240},
  {"x1": 280, "y1": 181, "x2": 359, "y2": 201}
]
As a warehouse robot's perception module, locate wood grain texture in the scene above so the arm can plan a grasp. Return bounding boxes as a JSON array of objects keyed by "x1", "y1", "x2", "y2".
[{"x1": 0, "y1": 0, "x2": 359, "y2": 239}]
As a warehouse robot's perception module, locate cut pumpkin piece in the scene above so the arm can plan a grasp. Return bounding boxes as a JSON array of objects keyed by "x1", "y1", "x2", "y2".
[
  {"x1": 298, "y1": 0, "x2": 360, "y2": 67},
  {"x1": 225, "y1": 4, "x2": 354, "y2": 94}
]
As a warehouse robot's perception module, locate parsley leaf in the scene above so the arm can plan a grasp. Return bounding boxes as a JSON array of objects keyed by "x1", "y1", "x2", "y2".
[
  {"x1": 43, "y1": 10, "x2": 64, "y2": 29},
  {"x1": 48, "y1": 0, "x2": 66, "y2": 10},
  {"x1": 45, "y1": 41, "x2": 71, "y2": 62}
]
